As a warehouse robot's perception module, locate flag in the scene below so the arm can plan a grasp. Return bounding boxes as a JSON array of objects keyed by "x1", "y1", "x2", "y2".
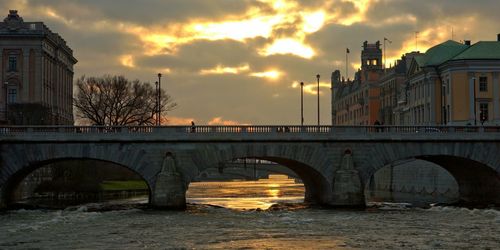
[
  {"x1": 384, "y1": 37, "x2": 392, "y2": 43},
  {"x1": 346, "y1": 48, "x2": 350, "y2": 53}
]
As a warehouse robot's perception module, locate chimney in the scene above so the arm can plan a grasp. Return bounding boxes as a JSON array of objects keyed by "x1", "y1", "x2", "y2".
[
  {"x1": 497, "y1": 33, "x2": 500, "y2": 42},
  {"x1": 464, "y1": 40, "x2": 471, "y2": 46}
]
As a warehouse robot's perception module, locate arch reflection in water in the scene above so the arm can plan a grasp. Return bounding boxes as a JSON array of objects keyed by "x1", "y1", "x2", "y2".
[{"x1": 187, "y1": 175, "x2": 305, "y2": 210}]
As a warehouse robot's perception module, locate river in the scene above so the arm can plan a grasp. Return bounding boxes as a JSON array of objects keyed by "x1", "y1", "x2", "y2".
[{"x1": 1, "y1": 175, "x2": 499, "y2": 249}]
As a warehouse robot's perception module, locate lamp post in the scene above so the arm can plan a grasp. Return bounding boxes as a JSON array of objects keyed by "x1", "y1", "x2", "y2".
[
  {"x1": 3, "y1": 81, "x2": 8, "y2": 122},
  {"x1": 316, "y1": 74, "x2": 320, "y2": 126},
  {"x1": 155, "y1": 81, "x2": 159, "y2": 126},
  {"x1": 473, "y1": 77, "x2": 477, "y2": 125},
  {"x1": 442, "y1": 83, "x2": 446, "y2": 125},
  {"x1": 300, "y1": 81, "x2": 304, "y2": 126},
  {"x1": 157, "y1": 73, "x2": 162, "y2": 126}
]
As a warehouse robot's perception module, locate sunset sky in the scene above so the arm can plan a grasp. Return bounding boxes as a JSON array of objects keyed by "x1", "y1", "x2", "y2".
[{"x1": 2, "y1": 0, "x2": 499, "y2": 125}]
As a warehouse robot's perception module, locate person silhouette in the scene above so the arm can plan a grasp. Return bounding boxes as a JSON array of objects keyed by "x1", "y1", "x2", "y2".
[{"x1": 190, "y1": 121, "x2": 195, "y2": 133}]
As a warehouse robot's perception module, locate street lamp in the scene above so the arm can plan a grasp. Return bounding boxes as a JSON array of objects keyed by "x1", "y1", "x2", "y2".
[
  {"x1": 157, "y1": 73, "x2": 162, "y2": 126},
  {"x1": 155, "y1": 81, "x2": 159, "y2": 126},
  {"x1": 3, "y1": 81, "x2": 7, "y2": 122},
  {"x1": 316, "y1": 74, "x2": 320, "y2": 126},
  {"x1": 300, "y1": 82, "x2": 304, "y2": 126},
  {"x1": 442, "y1": 83, "x2": 446, "y2": 125},
  {"x1": 472, "y1": 77, "x2": 477, "y2": 125}
]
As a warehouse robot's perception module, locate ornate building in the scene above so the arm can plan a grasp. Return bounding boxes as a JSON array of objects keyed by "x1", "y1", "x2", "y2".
[
  {"x1": 331, "y1": 41, "x2": 384, "y2": 125},
  {"x1": 398, "y1": 36, "x2": 500, "y2": 125},
  {"x1": 0, "y1": 10, "x2": 77, "y2": 125},
  {"x1": 380, "y1": 52, "x2": 422, "y2": 125}
]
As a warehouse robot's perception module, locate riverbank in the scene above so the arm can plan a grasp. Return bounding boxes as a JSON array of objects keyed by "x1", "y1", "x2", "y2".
[{"x1": 11, "y1": 180, "x2": 149, "y2": 210}]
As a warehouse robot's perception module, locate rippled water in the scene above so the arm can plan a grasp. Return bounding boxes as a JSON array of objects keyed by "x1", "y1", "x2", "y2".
[
  {"x1": 1, "y1": 175, "x2": 499, "y2": 249},
  {"x1": 187, "y1": 174, "x2": 304, "y2": 210}
]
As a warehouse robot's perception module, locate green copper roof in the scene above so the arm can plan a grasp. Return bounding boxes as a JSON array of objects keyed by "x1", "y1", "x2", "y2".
[
  {"x1": 452, "y1": 41, "x2": 500, "y2": 60},
  {"x1": 421, "y1": 40, "x2": 469, "y2": 66},
  {"x1": 413, "y1": 55, "x2": 426, "y2": 66}
]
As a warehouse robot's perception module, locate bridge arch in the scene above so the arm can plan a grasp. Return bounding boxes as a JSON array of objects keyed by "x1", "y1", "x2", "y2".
[
  {"x1": 1, "y1": 157, "x2": 153, "y2": 207},
  {"x1": 363, "y1": 142, "x2": 500, "y2": 206},
  {"x1": 0, "y1": 143, "x2": 158, "y2": 208},
  {"x1": 188, "y1": 144, "x2": 334, "y2": 205},
  {"x1": 415, "y1": 155, "x2": 499, "y2": 205}
]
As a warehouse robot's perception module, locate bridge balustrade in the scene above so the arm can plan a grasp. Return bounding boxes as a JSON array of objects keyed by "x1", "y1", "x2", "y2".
[{"x1": 0, "y1": 125, "x2": 498, "y2": 135}]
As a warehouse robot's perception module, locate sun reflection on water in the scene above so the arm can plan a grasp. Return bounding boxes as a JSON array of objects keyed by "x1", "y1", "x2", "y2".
[{"x1": 187, "y1": 174, "x2": 304, "y2": 210}]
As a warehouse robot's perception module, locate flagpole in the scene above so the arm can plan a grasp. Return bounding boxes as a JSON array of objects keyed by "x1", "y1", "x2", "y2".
[
  {"x1": 383, "y1": 38, "x2": 386, "y2": 70},
  {"x1": 383, "y1": 38, "x2": 392, "y2": 71}
]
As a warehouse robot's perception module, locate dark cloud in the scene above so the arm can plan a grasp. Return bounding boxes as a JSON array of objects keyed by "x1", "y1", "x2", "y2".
[
  {"x1": 4, "y1": 0, "x2": 499, "y2": 124},
  {"x1": 25, "y1": 0, "x2": 257, "y2": 25}
]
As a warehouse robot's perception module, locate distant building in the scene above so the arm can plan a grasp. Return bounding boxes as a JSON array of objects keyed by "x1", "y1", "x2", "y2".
[
  {"x1": 401, "y1": 36, "x2": 500, "y2": 125},
  {"x1": 331, "y1": 41, "x2": 384, "y2": 125},
  {"x1": 381, "y1": 52, "x2": 423, "y2": 125},
  {"x1": 378, "y1": 57, "x2": 407, "y2": 125},
  {"x1": 0, "y1": 10, "x2": 77, "y2": 125}
]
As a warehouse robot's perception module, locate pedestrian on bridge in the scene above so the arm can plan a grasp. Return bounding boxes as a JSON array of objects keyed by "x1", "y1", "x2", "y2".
[{"x1": 191, "y1": 121, "x2": 196, "y2": 133}]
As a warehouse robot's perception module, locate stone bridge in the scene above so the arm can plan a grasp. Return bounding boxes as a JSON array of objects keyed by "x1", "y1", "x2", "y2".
[{"x1": 0, "y1": 125, "x2": 499, "y2": 209}]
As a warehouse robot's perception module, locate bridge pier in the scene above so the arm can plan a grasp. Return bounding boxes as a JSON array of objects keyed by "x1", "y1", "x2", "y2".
[
  {"x1": 151, "y1": 153, "x2": 187, "y2": 210},
  {"x1": 330, "y1": 150, "x2": 365, "y2": 207}
]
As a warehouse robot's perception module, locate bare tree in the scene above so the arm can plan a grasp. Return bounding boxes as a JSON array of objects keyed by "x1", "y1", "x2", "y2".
[{"x1": 74, "y1": 75, "x2": 177, "y2": 126}]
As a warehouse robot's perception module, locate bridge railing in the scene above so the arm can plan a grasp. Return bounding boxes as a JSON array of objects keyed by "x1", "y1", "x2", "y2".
[{"x1": 0, "y1": 125, "x2": 499, "y2": 135}]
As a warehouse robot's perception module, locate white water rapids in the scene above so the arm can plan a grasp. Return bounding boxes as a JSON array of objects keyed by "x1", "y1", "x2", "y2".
[{"x1": 1, "y1": 175, "x2": 498, "y2": 249}]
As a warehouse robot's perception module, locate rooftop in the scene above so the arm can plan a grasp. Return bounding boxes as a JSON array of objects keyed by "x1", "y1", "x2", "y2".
[{"x1": 452, "y1": 41, "x2": 500, "y2": 60}]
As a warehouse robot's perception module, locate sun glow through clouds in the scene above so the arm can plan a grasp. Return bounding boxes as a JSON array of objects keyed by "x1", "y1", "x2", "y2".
[
  {"x1": 302, "y1": 11, "x2": 326, "y2": 33},
  {"x1": 120, "y1": 55, "x2": 135, "y2": 68},
  {"x1": 260, "y1": 38, "x2": 315, "y2": 59},
  {"x1": 200, "y1": 64, "x2": 251, "y2": 75},
  {"x1": 250, "y1": 70, "x2": 283, "y2": 80}
]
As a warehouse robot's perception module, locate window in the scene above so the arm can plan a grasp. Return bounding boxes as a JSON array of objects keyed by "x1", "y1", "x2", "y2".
[
  {"x1": 8, "y1": 56, "x2": 17, "y2": 72},
  {"x1": 480, "y1": 103, "x2": 489, "y2": 122},
  {"x1": 479, "y1": 77, "x2": 488, "y2": 92},
  {"x1": 7, "y1": 88, "x2": 17, "y2": 103}
]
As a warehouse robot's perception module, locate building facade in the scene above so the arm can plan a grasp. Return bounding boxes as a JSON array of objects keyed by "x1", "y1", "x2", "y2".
[
  {"x1": 331, "y1": 41, "x2": 383, "y2": 125},
  {"x1": 0, "y1": 10, "x2": 77, "y2": 125},
  {"x1": 398, "y1": 37, "x2": 500, "y2": 125},
  {"x1": 378, "y1": 58, "x2": 407, "y2": 125}
]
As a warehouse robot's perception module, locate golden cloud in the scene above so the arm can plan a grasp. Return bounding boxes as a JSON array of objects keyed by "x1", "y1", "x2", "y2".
[
  {"x1": 259, "y1": 38, "x2": 315, "y2": 58},
  {"x1": 291, "y1": 81, "x2": 331, "y2": 95},
  {"x1": 250, "y1": 70, "x2": 283, "y2": 80},
  {"x1": 165, "y1": 116, "x2": 195, "y2": 125},
  {"x1": 120, "y1": 54, "x2": 135, "y2": 68},
  {"x1": 208, "y1": 117, "x2": 245, "y2": 125},
  {"x1": 200, "y1": 64, "x2": 250, "y2": 75}
]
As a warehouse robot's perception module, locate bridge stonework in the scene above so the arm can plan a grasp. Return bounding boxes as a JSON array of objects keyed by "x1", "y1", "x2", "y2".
[{"x1": 0, "y1": 126, "x2": 499, "y2": 209}]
